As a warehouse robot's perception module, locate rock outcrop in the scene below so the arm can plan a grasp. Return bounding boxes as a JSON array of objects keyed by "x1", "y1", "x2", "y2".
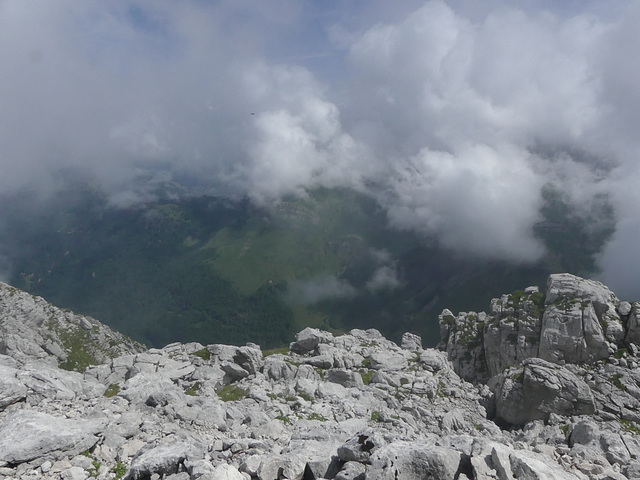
[
  {"x1": 493, "y1": 358, "x2": 595, "y2": 425},
  {"x1": 440, "y1": 273, "x2": 632, "y2": 382},
  {"x1": 1, "y1": 276, "x2": 640, "y2": 479}
]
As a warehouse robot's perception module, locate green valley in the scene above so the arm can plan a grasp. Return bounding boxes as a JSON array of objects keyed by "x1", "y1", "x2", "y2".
[{"x1": 1, "y1": 184, "x2": 614, "y2": 349}]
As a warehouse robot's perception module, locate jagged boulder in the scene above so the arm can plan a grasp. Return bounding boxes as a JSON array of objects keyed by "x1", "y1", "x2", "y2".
[
  {"x1": 118, "y1": 371, "x2": 186, "y2": 407},
  {"x1": 494, "y1": 358, "x2": 595, "y2": 425},
  {"x1": 334, "y1": 461, "x2": 365, "y2": 480},
  {"x1": 290, "y1": 328, "x2": 334, "y2": 354}
]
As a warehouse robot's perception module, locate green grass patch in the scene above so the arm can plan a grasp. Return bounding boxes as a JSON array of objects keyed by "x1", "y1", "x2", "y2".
[
  {"x1": 436, "y1": 379, "x2": 447, "y2": 398},
  {"x1": 299, "y1": 392, "x2": 314, "y2": 402},
  {"x1": 508, "y1": 290, "x2": 524, "y2": 306},
  {"x1": 614, "y1": 348, "x2": 628, "y2": 359},
  {"x1": 621, "y1": 419, "x2": 640, "y2": 435},
  {"x1": 307, "y1": 413, "x2": 327, "y2": 421},
  {"x1": 56, "y1": 326, "x2": 99, "y2": 372},
  {"x1": 371, "y1": 411, "x2": 381, "y2": 422},
  {"x1": 360, "y1": 370, "x2": 375, "y2": 385},
  {"x1": 263, "y1": 346, "x2": 290, "y2": 357},
  {"x1": 111, "y1": 461, "x2": 127, "y2": 479},
  {"x1": 611, "y1": 373, "x2": 627, "y2": 391},
  {"x1": 185, "y1": 382, "x2": 202, "y2": 396},
  {"x1": 192, "y1": 348, "x2": 211, "y2": 361},
  {"x1": 276, "y1": 415, "x2": 292, "y2": 425},
  {"x1": 217, "y1": 385, "x2": 249, "y2": 402},
  {"x1": 104, "y1": 384, "x2": 120, "y2": 398},
  {"x1": 88, "y1": 459, "x2": 101, "y2": 478}
]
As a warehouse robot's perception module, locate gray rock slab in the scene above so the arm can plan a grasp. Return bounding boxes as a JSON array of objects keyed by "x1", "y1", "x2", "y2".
[
  {"x1": 335, "y1": 461, "x2": 365, "y2": 480},
  {"x1": 210, "y1": 463, "x2": 245, "y2": 480},
  {"x1": 0, "y1": 365, "x2": 27, "y2": 408},
  {"x1": 510, "y1": 450, "x2": 581, "y2": 480},
  {"x1": 367, "y1": 442, "x2": 461, "y2": 480},
  {"x1": 126, "y1": 441, "x2": 199, "y2": 480},
  {"x1": 119, "y1": 372, "x2": 185, "y2": 406},
  {"x1": 369, "y1": 351, "x2": 408, "y2": 371},
  {"x1": 494, "y1": 359, "x2": 595, "y2": 425},
  {"x1": 325, "y1": 369, "x2": 364, "y2": 389},
  {"x1": 0, "y1": 409, "x2": 106, "y2": 464}
]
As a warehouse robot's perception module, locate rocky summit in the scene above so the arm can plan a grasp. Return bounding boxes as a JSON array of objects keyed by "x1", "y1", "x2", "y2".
[{"x1": 1, "y1": 275, "x2": 640, "y2": 479}]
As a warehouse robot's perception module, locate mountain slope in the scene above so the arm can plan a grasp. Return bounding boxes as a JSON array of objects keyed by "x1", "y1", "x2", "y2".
[{"x1": 1, "y1": 184, "x2": 614, "y2": 348}]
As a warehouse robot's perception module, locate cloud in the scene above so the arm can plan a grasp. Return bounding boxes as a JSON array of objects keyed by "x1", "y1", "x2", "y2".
[
  {"x1": 1, "y1": 0, "x2": 640, "y2": 293},
  {"x1": 365, "y1": 249, "x2": 402, "y2": 292},
  {"x1": 289, "y1": 275, "x2": 356, "y2": 304},
  {"x1": 366, "y1": 266, "x2": 401, "y2": 292}
]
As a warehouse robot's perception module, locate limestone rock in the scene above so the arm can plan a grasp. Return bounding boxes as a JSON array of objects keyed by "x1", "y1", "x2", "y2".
[
  {"x1": 0, "y1": 365, "x2": 27, "y2": 408},
  {"x1": 119, "y1": 372, "x2": 185, "y2": 407},
  {"x1": 126, "y1": 442, "x2": 199, "y2": 480},
  {"x1": 626, "y1": 303, "x2": 640, "y2": 344},
  {"x1": 440, "y1": 409, "x2": 468, "y2": 433},
  {"x1": 510, "y1": 450, "x2": 581, "y2": 480},
  {"x1": 369, "y1": 351, "x2": 408, "y2": 371},
  {"x1": 338, "y1": 432, "x2": 387, "y2": 463},
  {"x1": 1, "y1": 277, "x2": 640, "y2": 480},
  {"x1": 290, "y1": 328, "x2": 334, "y2": 354},
  {"x1": 19, "y1": 361, "x2": 96, "y2": 401},
  {"x1": 325, "y1": 369, "x2": 364, "y2": 389},
  {"x1": 335, "y1": 461, "x2": 365, "y2": 480},
  {"x1": 400, "y1": 332, "x2": 422, "y2": 351},
  {"x1": 264, "y1": 358, "x2": 297, "y2": 382},
  {"x1": 494, "y1": 358, "x2": 595, "y2": 425},
  {"x1": 367, "y1": 442, "x2": 461, "y2": 480},
  {"x1": 210, "y1": 463, "x2": 245, "y2": 480},
  {"x1": 545, "y1": 273, "x2": 623, "y2": 344},
  {"x1": 256, "y1": 453, "x2": 307, "y2": 480},
  {"x1": 538, "y1": 300, "x2": 608, "y2": 365},
  {"x1": 484, "y1": 292, "x2": 542, "y2": 378},
  {"x1": 0, "y1": 410, "x2": 106, "y2": 464},
  {"x1": 0, "y1": 282, "x2": 144, "y2": 369},
  {"x1": 439, "y1": 310, "x2": 487, "y2": 382}
]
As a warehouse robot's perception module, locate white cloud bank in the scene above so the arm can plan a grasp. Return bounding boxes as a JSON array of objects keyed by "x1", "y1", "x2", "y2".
[{"x1": 1, "y1": 0, "x2": 639, "y2": 294}]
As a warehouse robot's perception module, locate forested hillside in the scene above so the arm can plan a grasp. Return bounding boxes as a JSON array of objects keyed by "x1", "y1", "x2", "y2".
[{"x1": 0, "y1": 184, "x2": 614, "y2": 348}]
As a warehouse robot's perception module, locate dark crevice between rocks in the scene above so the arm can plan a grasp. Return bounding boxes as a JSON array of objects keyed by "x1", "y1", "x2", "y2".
[{"x1": 455, "y1": 453, "x2": 473, "y2": 480}]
